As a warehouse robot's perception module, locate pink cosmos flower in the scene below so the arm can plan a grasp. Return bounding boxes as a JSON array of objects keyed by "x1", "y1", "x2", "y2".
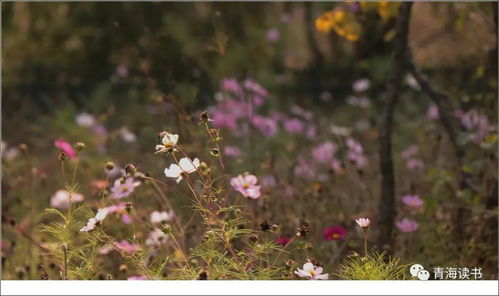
[
  {"x1": 426, "y1": 104, "x2": 439, "y2": 120},
  {"x1": 406, "y1": 159, "x2": 424, "y2": 171},
  {"x1": 312, "y1": 141, "x2": 337, "y2": 163},
  {"x1": 54, "y1": 139, "x2": 76, "y2": 158},
  {"x1": 295, "y1": 262, "x2": 329, "y2": 280},
  {"x1": 291, "y1": 105, "x2": 314, "y2": 121},
  {"x1": 127, "y1": 275, "x2": 147, "y2": 280},
  {"x1": 251, "y1": 116, "x2": 278, "y2": 138},
  {"x1": 396, "y1": 218, "x2": 419, "y2": 233},
  {"x1": 355, "y1": 218, "x2": 371, "y2": 228},
  {"x1": 348, "y1": 152, "x2": 368, "y2": 168},
  {"x1": 212, "y1": 109, "x2": 238, "y2": 130},
  {"x1": 275, "y1": 237, "x2": 292, "y2": 246},
  {"x1": 402, "y1": 194, "x2": 424, "y2": 208},
  {"x1": 306, "y1": 124, "x2": 317, "y2": 139},
  {"x1": 284, "y1": 118, "x2": 305, "y2": 134},
  {"x1": 221, "y1": 78, "x2": 243, "y2": 96},
  {"x1": 460, "y1": 109, "x2": 491, "y2": 143},
  {"x1": 114, "y1": 240, "x2": 141, "y2": 254},
  {"x1": 323, "y1": 226, "x2": 347, "y2": 241},
  {"x1": 266, "y1": 27, "x2": 280, "y2": 43},
  {"x1": 104, "y1": 202, "x2": 131, "y2": 224},
  {"x1": 401, "y1": 145, "x2": 418, "y2": 159},
  {"x1": 330, "y1": 159, "x2": 345, "y2": 175},
  {"x1": 110, "y1": 177, "x2": 141, "y2": 199},
  {"x1": 243, "y1": 79, "x2": 269, "y2": 97},
  {"x1": 231, "y1": 174, "x2": 261, "y2": 199},
  {"x1": 50, "y1": 190, "x2": 84, "y2": 209},
  {"x1": 222, "y1": 146, "x2": 241, "y2": 158},
  {"x1": 294, "y1": 155, "x2": 315, "y2": 180},
  {"x1": 260, "y1": 174, "x2": 277, "y2": 188}
]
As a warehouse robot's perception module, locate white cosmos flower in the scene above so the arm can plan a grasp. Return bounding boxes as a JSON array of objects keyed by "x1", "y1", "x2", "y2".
[
  {"x1": 155, "y1": 132, "x2": 179, "y2": 153},
  {"x1": 75, "y1": 112, "x2": 96, "y2": 127},
  {"x1": 355, "y1": 217, "x2": 371, "y2": 228},
  {"x1": 294, "y1": 262, "x2": 329, "y2": 280},
  {"x1": 150, "y1": 210, "x2": 175, "y2": 224},
  {"x1": 164, "y1": 157, "x2": 200, "y2": 183},
  {"x1": 80, "y1": 208, "x2": 109, "y2": 232}
]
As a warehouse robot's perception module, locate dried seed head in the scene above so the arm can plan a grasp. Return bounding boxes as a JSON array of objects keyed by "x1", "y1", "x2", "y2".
[
  {"x1": 125, "y1": 202, "x2": 133, "y2": 214},
  {"x1": 119, "y1": 264, "x2": 128, "y2": 273},
  {"x1": 199, "y1": 111, "x2": 210, "y2": 123},
  {"x1": 197, "y1": 269, "x2": 208, "y2": 280},
  {"x1": 259, "y1": 220, "x2": 271, "y2": 232},
  {"x1": 209, "y1": 128, "x2": 219, "y2": 138},
  {"x1": 58, "y1": 152, "x2": 67, "y2": 161}
]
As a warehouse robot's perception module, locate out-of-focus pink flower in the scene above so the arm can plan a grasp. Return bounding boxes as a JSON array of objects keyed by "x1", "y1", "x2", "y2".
[
  {"x1": 269, "y1": 110, "x2": 288, "y2": 122},
  {"x1": 291, "y1": 105, "x2": 314, "y2": 121},
  {"x1": 275, "y1": 237, "x2": 292, "y2": 246},
  {"x1": 312, "y1": 141, "x2": 337, "y2": 162},
  {"x1": 224, "y1": 146, "x2": 242, "y2": 157},
  {"x1": 54, "y1": 139, "x2": 77, "y2": 158},
  {"x1": 284, "y1": 118, "x2": 304, "y2": 134},
  {"x1": 355, "y1": 218, "x2": 371, "y2": 228},
  {"x1": 323, "y1": 226, "x2": 347, "y2": 241},
  {"x1": 347, "y1": 96, "x2": 371, "y2": 108},
  {"x1": 231, "y1": 174, "x2": 261, "y2": 199},
  {"x1": 330, "y1": 159, "x2": 345, "y2": 175},
  {"x1": 346, "y1": 138, "x2": 363, "y2": 154},
  {"x1": 346, "y1": 138, "x2": 368, "y2": 168},
  {"x1": 396, "y1": 218, "x2": 419, "y2": 233},
  {"x1": 244, "y1": 79, "x2": 269, "y2": 97},
  {"x1": 402, "y1": 194, "x2": 424, "y2": 208},
  {"x1": 221, "y1": 78, "x2": 243, "y2": 97},
  {"x1": 50, "y1": 190, "x2": 84, "y2": 209},
  {"x1": 128, "y1": 275, "x2": 147, "y2": 280},
  {"x1": 91, "y1": 124, "x2": 108, "y2": 137},
  {"x1": 426, "y1": 104, "x2": 439, "y2": 120},
  {"x1": 353, "y1": 78, "x2": 370, "y2": 92},
  {"x1": 284, "y1": 185, "x2": 294, "y2": 198},
  {"x1": 260, "y1": 174, "x2": 277, "y2": 188},
  {"x1": 306, "y1": 124, "x2": 317, "y2": 139},
  {"x1": 406, "y1": 159, "x2": 424, "y2": 171},
  {"x1": 116, "y1": 64, "x2": 129, "y2": 78},
  {"x1": 452, "y1": 109, "x2": 464, "y2": 119},
  {"x1": 212, "y1": 110, "x2": 238, "y2": 130},
  {"x1": 401, "y1": 145, "x2": 418, "y2": 159},
  {"x1": 266, "y1": 27, "x2": 280, "y2": 43},
  {"x1": 115, "y1": 240, "x2": 141, "y2": 254},
  {"x1": 110, "y1": 177, "x2": 141, "y2": 199},
  {"x1": 146, "y1": 228, "x2": 169, "y2": 247},
  {"x1": 251, "y1": 115, "x2": 278, "y2": 137},
  {"x1": 294, "y1": 155, "x2": 315, "y2": 179},
  {"x1": 460, "y1": 109, "x2": 492, "y2": 143},
  {"x1": 295, "y1": 262, "x2": 329, "y2": 280}
]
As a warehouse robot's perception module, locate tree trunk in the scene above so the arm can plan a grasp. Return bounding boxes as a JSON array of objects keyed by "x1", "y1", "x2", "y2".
[{"x1": 377, "y1": 2, "x2": 413, "y2": 251}]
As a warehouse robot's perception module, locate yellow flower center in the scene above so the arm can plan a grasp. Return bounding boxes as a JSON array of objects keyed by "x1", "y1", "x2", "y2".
[
  {"x1": 331, "y1": 233, "x2": 340, "y2": 239},
  {"x1": 122, "y1": 186, "x2": 128, "y2": 192},
  {"x1": 242, "y1": 183, "x2": 250, "y2": 189},
  {"x1": 310, "y1": 271, "x2": 315, "y2": 276}
]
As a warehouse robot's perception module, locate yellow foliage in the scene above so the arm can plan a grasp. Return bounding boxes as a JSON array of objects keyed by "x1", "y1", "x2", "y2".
[
  {"x1": 360, "y1": 1, "x2": 400, "y2": 20},
  {"x1": 315, "y1": 7, "x2": 361, "y2": 42}
]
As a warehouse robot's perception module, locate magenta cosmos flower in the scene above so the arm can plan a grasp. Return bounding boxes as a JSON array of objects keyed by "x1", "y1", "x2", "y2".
[
  {"x1": 275, "y1": 237, "x2": 292, "y2": 246},
  {"x1": 396, "y1": 218, "x2": 419, "y2": 233},
  {"x1": 54, "y1": 138, "x2": 77, "y2": 158},
  {"x1": 312, "y1": 141, "x2": 337, "y2": 162},
  {"x1": 284, "y1": 118, "x2": 305, "y2": 134},
  {"x1": 110, "y1": 177, "x2": 141, "y2": 199},
  {"x1": 230, "y1": 174, "x2": 261, "y2": 199},
  {"x1": 402, "y1": 195, "x2": 424, "y2": 208},
  {"x1": 323, "y1": 226, "x2": 347, "y2": 241}
]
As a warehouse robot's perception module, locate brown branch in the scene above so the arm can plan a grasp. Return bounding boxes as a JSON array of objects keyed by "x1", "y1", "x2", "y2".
[
  {"x1": 406, "y1": 53, "x2": 478, "y2": 193},
  {"x1": 376, "y1": 2, "x2": 413, "y2": 251}
]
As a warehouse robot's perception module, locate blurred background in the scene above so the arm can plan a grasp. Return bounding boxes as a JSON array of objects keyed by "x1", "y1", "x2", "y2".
[{"x1": 1, "y1": 2, "x2": 497, "y2": 279}]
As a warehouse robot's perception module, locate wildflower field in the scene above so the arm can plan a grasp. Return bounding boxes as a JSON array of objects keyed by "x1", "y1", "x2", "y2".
[{"x1": 1, "y1": 2, "x2": 498, "y2": 281}]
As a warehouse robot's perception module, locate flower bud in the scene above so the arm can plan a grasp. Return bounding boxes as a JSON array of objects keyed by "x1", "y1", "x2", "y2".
[
  {"x1": 125, "y1": 163, "x2": 137, "y2": 175},
  {"x1": 199, "y1": 111, "x2": 210, "y2": 123},
  {"x1": 75, "y1": 142, "x2": 86, "y2": 151},
  {"x1": 105, "y1": 161, "x2": 115, "y2": 171},
  {"x1": 58, "y1": 152, "x2": 67, "y2": 161},
  {"x1": 125, "y1": 202, "x2": 133, "y2": 214}
]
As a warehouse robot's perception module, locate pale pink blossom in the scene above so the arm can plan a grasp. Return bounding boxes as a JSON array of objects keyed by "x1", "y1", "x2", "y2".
[
  {"x1": 396, "y1": 218, "x2": 419, "y2": 233},
  {"x1": 426, "y1": 104, "x2": 439, "y2": 120},
  {"x1": 355, "y1": 218, "x2": 371, "y2": 228},
  {"x1": 406, "y1": 159, "x2": 424, "y2": 171},
  {"x1": 294, "y1": 155, "x2": 316, "y2": 180},
  {"x1": 50, "y1": 190, "x2": 84, "y2": 209},
  {"x1": 353, "y1": 78, "x2": 370, "y2": 92},
  {"x1": 224, "y1": 146, "x2": 242, "y2": 157},
  {"x1": 243, "y1": 79, "x2": 269, "y2": 97},
  {"x1": 230, "y1": 174, "x2": 261, "y2": 199},
  {"x1": 294, "y1": 262, "x2": 329, "y2": 280},
  {"x1": 110, "y1": 177, "x2": 141, "y2": 199},
  {"x1": 128, "y1": 275, "x2": 147, "y2": 280},
  {"x1": 266, "y1": 27, "x2": 280, "y2": 42},
  {"x1": 251, "y1": 115, "x2": 278, "y2": 137},
  {"x1": 114, "y1": 240, "x2": 141, "y2": 254},
  {"x1": 402, "y1": 194, "x2": 424, "y2": 208},
  {"x1": 401, "y1": 145, "x2": 418, "y2": 159},
  {"x1": 312, "y1": 141, "x2": 337, "y2": 162}
]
